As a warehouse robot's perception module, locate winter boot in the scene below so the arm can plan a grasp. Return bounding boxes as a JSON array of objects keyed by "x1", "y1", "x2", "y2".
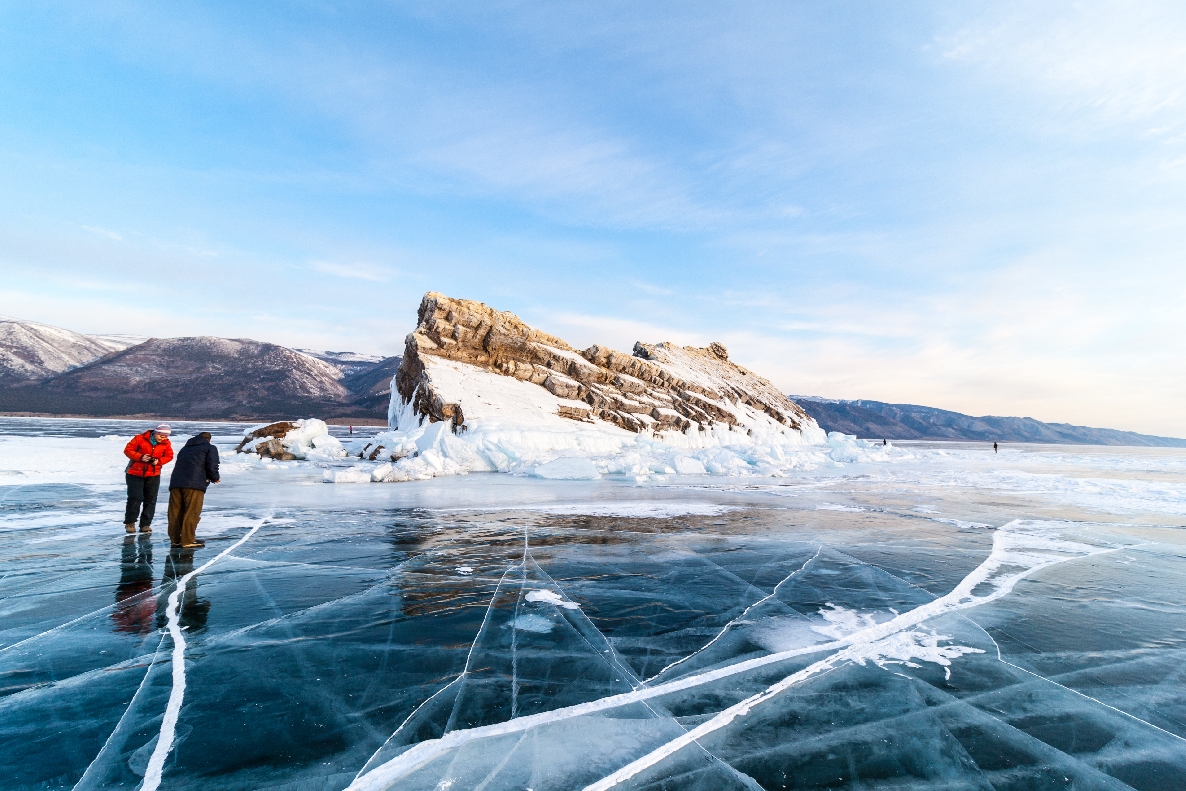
[
  {"x1": 124, "y1": 523, "x2": 136, "y2": 534},
  {"x1": 139, "y1": 523, "x2": 152, "y2": 534}
]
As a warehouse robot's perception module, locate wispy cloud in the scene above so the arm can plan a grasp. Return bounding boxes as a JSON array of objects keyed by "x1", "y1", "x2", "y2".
[
  {"x1": 310, "y1": 260, "x2": 393, "y2": 282},
  {"x1": 80, "y1": 225, "x2": 122, "y2": 241},
  {"x1": 937, "y1": 1, "x2": 1186, "y2": 133}
]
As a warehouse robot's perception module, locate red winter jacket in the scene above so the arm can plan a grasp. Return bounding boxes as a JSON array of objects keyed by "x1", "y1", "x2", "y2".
[{"x1": 124, "y1": 431, "x2": 174, "y2": 477}]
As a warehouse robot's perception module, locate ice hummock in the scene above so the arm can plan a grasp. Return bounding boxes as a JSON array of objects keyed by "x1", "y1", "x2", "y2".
[
  {"x1": 239, "y1": 418, "x2": 347, "y2": 461},
  {"x1": 332, "y1": 415, "x2": 893, "y2": 484}
]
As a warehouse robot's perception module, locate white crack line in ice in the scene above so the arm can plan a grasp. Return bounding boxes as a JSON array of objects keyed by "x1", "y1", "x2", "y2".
[
  {"x1": 345, "y1": 520, "x2": 1123, "y2": 791},
  {"x1": 970, "y1": 617, "x2": 1186, "y2": 745},
  {"x1": 200, "y1": 544, "x2": 454, "y2": 649},
  {"x1": 511, "y1": 528, "x2": 529, "y2": 718},
  {"x1": 2, "y1": 597, "x2": 135, "y2": 654},
  {"x1": 442, "y1": 563, "x2": 517, "y2": 735},
  {"x1": 140, "y1": 517, "x2": 267, "y2": 791},
  {"x1": 1, "y1": 519, "x2": 273, "y2": 654},
  {"x1": 525, "y1": 556, "x2": 640, "y2": 689},
  {"x1": 512, "y1": 552, "x2": 760, "y2": 790},
  {"x1": 355, "y1": 678, "x2": 462, "y2": 781},
  {"x1": 579, "y1": 520, "x2": 1122, "y2": 791},
  {"x1": 354, "y1": 553, "x2": 530, "y2": 781},
  {"x1": 647, "y1": 546, "x2": 823, "y2": 682},
  {"x1": 71, "y1": 639, "x2": 168, "y2": 791}
]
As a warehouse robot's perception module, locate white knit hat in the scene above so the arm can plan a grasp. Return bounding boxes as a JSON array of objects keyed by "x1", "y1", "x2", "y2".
[{"x1": 154, "y1": 424, "x2": 172, "y2": 435}]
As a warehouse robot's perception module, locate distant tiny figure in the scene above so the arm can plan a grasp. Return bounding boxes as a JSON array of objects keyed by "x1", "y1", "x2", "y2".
[
  {"x1": 167, "y1": 431, "x2": 220, "y2": 549},
  {"x1": 123, "y1": 424, "x2": 173, "y2": 534},
  {"x1": 883, "y1": 439, "x2": 887, "y2": 446},
  {"x1": 993, "y1": 442, "x2": 998, "y2": 453}
]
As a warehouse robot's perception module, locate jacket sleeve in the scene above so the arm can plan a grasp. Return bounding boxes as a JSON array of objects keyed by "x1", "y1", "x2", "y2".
[
  {"x1": 160, "y1": 441, "x2": 174, "y2": 466},
  {"x1": 124, "y1": 436, "x2": 143, "y2": 460},
  {"x1": 206, "y1": 446, "x2": 220, "y2": 482}
]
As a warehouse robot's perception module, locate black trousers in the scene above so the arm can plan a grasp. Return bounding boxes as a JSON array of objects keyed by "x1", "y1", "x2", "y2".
[{"x1": 124, "y1": 474, "x2": 161, "y2": 526}]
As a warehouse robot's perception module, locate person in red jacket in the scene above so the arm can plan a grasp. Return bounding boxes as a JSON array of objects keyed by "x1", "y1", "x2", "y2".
[{"x1": 123, "y1": 424, "x2": 174, "y2": 533}]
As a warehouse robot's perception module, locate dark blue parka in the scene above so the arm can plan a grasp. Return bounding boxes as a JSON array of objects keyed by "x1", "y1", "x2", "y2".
[{"x1": 169, "y1": 435, "x2": 220, "y2": 491}]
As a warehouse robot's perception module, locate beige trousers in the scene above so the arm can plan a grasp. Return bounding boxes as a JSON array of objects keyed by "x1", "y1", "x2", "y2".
[{"x1": 167, "y1": 488, "x2": 205, "y2": 546}]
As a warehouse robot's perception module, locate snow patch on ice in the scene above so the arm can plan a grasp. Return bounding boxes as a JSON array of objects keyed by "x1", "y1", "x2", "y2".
[
  {"x1": 811, "y1": 603, "x2": 883, "y2": 639},
  {"x1": 525, "y1": 589, "x2": 581, "y2": 609},
  {"x1": 856, "y1": 629, "x2": 984, "y2": 681},
  {"x1": 933, "y1": 517, "x2": 993, "y2": 530},
  {"x1": 508, "y1": 614, "x2": 554, "y2": 633}
]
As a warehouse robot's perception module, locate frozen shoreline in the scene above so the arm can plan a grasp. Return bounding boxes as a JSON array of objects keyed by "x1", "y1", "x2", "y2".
[{"x1": 2, "y1": 418, "x2": 1185, "y2": 519}]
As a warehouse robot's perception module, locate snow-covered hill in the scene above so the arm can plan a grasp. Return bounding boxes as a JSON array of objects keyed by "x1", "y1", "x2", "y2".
[
  {"x1": 797, "y1": 397, "x2": 1186, "y2": 447},
  {"x1": 0, "y1": 316, "x2": 397, "y2": 420},
  {"x1": 0, "y1": 317, "x2": 136, "y2": 383},
  {"x1": 296, "y1": 349, "x2": 386, "y2": 378},
  {"x1": 35, "y1": 336, "x2": 354, "y2": 419}
]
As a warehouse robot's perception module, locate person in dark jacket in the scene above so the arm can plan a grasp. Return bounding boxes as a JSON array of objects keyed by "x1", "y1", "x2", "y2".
[
  {"x1": 123, "y1": 424, "x2": 174, "y2": 533},
  {"x1": 167, "y1": 432, "x2": 220, "y2": 548}
]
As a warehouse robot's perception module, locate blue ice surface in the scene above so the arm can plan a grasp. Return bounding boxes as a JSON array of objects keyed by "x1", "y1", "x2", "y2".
[{"x1": 2, "y1": 420, "x2": 1186, "y2": 790}]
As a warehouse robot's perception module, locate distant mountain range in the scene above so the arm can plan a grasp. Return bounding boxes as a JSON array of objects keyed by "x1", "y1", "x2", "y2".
[
  {"x1": 2, "y1": 315, "x2": 1183, "y2": 445},
  {"x1": 0, "y1": 316, "x2": 133, "y2": 382},
  {"x1": 0, "y1": 317, "x2": 397, "y2": 421},
  {"x1": 795, "y1": 397, "x2": 1186, "y2": 448}
]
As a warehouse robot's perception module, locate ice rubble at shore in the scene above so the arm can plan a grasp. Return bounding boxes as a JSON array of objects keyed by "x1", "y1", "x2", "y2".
[
  {"x1": 324, "y1": 392, "x2": 899, "y2": 485},
  {"x1": 238, "y1": 419, "x2": 347, "y2": 462}
]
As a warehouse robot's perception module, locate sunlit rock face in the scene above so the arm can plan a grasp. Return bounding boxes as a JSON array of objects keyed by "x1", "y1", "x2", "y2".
[{"x1": 395, "y1": 292, "x2": 813, "y2": 437}]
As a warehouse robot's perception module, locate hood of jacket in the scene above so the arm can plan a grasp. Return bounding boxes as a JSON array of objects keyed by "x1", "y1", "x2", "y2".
[{"x1": 183, "y1": 435, "x2": 210, "y2": 448}]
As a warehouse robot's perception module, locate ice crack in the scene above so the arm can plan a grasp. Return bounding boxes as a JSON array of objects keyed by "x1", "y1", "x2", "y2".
[
  {"x1": 139, "y1": 517, "x2": 267, "y2": 791},
  {"x1": 347, "y1": 520, "x2": 1122, "y2": 791}
]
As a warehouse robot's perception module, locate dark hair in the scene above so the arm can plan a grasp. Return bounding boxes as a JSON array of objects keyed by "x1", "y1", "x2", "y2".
[{"x1": 199, "y1": 432, "x2": 212, "y2": 441}]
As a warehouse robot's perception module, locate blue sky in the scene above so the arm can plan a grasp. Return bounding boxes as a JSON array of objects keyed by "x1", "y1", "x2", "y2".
[{"x1": 2, "y1": 1, "x2": 1184, "y2": 435}]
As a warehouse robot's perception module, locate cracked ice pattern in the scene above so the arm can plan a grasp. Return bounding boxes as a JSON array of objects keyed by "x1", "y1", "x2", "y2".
[{"x1": 1, "y1": 421, "x2": 1186, "y2": 790}]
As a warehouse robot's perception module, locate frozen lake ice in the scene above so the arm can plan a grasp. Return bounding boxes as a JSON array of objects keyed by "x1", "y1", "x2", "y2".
[{"x1": 2, "y1": 418, "x2": 1186, "y2": 790}]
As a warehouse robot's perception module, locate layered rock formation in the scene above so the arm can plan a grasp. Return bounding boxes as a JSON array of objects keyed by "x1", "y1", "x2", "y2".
[{"x1": 395, "y1": 292, "x2": 811, "y2": 436}]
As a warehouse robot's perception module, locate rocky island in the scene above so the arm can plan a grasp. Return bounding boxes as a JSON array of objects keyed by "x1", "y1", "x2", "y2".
[
  {"x1": 321, "y1": 292, "x2": 891, "y2": 484},
  {"x1": 396, "y1": 292, "x2": 812, "y2": 438}
]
